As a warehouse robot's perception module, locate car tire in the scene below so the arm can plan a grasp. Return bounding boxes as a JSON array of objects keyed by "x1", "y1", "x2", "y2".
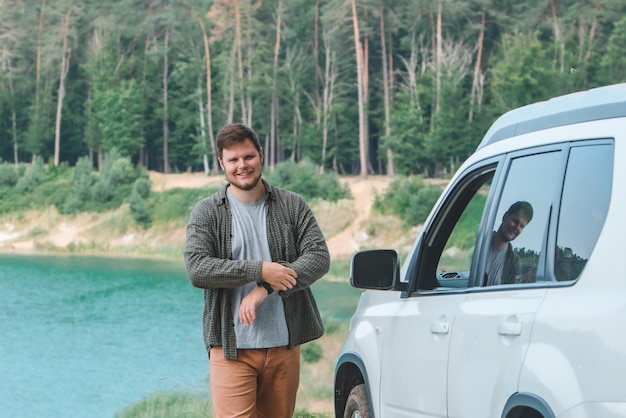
[{"x1": 343, "y1": 383, "x2": 372, "y2": 418}]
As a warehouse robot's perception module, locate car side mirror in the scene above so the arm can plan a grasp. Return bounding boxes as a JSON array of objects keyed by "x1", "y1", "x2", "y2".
[{"x1": 350, "y1": 249, "x2": 406, "y2": 291}]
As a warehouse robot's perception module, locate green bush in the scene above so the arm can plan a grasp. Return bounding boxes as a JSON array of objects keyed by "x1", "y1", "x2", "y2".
[
  {"x1": 133, "y1": 177, "x2": 152, "y2": 200},
  {"x1": 129, "y1": 178, "x2": 153, "y2": 227},
  {"x1": 101, "y1": 148, "x2": 138, "y2": 186},
  {"x1": 15, "y1": 157, "x2": 44, "y2": 194},
  {"x1": 92, "y1": 177, "x2": 115, "y2": 204},
  {"x1": 59, "y1": 151, "x2": 145, "y2": 213},
  {"x1": 76, "y1": 149, "x2": 144, "y2": 211},
  {"x1": 0, "y1": 160, "x2": 72, "y2": 215},
  {"x1": 264, "y1": 160, "x2": 350, "y2": 202},
  {"x1": 148, "y1": 187, "x2": 219, "y2": 225},
  {"x1": 60, "y1": 157, "x2": 96, "y2": 214},
  {"x1": 301, "y1": 341, "x2": 323, "y2": 363},
  {"x1": 0, "y1": 163, "x2": 20, "y2": 187},
  {"x1": 129, "y1": 190, "x2": 152, "y2": 228},
  {"x1": 374, "y1": 176, "x2": 443, "y2": 226},
  {"x1": 405, "y1": 185, "x2": 443, "y2": 226},
  {"x1": 62, "y1": 195, "x2": 84, "y2": 214},
  {"x1": 72, "y1": 157, "x2": 97, "y2": 198}
]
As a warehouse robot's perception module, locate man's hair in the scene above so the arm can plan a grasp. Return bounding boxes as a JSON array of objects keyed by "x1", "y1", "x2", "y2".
[
  {"x1": 506, "y1": 200, "x2": 534, "y2": 223},
  {"x1": 216, "y1": 123, "x2": 262, "y2": 158}
]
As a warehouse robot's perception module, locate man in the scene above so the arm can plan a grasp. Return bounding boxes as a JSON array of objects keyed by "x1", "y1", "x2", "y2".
[
  {"x1": 184, "y1": 123, "x2": 330, "y2": 418},
  {"x1": 484, "y1": 201, "x2": 533, "y2": 286}
]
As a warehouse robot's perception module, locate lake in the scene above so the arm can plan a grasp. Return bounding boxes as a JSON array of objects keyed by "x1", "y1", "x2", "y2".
[{"x1": 0, "y1": 254, "x2": 361, "y2": 418}]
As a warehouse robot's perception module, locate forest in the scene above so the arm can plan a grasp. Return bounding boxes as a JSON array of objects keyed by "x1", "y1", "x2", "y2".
[{"x1": 1, "y1": 0, "x2": 626, "y2": 177}]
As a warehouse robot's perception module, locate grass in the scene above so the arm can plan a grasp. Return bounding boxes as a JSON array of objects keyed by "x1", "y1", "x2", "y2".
[{"x1": 115, "y1": 391, "x2": 212, "y2": 418}]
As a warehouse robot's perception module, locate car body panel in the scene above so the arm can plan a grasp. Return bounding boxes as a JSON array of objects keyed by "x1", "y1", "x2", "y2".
[
  {"x1": 381, "y1": 292, "x2": 468, "y2": 417},
  {"x1": 447, "y1": 287, "x2": 547, "y2": 418}
]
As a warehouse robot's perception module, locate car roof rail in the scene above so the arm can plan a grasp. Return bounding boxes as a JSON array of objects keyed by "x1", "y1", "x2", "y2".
[{"x1": 477, "y1": 83, "x2": 626, "y2": 150}]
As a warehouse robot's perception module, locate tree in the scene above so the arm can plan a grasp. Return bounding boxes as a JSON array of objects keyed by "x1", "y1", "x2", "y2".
[
  {"x1": 198, "y1": 15, "x2": 219, "y2": 174},
  {"x1": 598, "y1": 13, "x2": 626, "y2": 83},
  {"x1": 0, "y1": 0, "x2": 25, "y2": 164},
  {"x1": 54, "y1": 5, "x2": 78, "y2": 167},
  {"x1": 379, "y1": 0, "x2": 394, "y2": 176},
  {"x1": 488, "y1": 31, "x2": 562, "y2": 114},
  {"x1": 2, "y1": 0, "x2": 626, "y2": 175},
  {"x1": 350, "y1": 0, "x2": 368, "y2": 178},
  {"x1": 269, "y1": 0, "x2": 283, "y2": 171}
]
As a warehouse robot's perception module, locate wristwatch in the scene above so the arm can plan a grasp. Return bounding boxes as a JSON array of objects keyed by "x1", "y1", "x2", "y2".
[{"x1": 256, "y1": 280, "x2": 273, "y2": 295}]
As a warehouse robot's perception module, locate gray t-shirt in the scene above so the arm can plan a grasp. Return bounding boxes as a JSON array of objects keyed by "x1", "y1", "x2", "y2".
[
  {"x1": 486, "y1": 246, "x2": 507, "y2": 286},
  {"x1": 227, "y1": 189, "x2": 289, "y2": 349}
]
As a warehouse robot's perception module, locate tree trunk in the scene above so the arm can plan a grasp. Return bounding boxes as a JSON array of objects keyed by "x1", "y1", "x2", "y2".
[
  {"x1": 197, "y1": 85, "x2": 209, "y2": 175},
  {"x1": 234, "y1": 0, "x2": 247, "y2": 125},
  {"x1": 32, "y1": 0, "x2": 46, "y2": 162},
  {"x1": 469, "y1": 11, "x2": 485, "y2": 122},
  {"x1": 291, "y1": 104, "x2": 301, "y2": 162},
  {"x1": 435, "y1": 0, "x2": 442, "y2": 114},
  {"x1": 379, "y1": 2, "x2": 394, "y2": 176},
  {"x1": 162, "y1": 27, "x2": 170, "y2": 174},
  {"x1": 550, "y1": 0, "x2": 565, "y2": 72},
  {"x1": 244, "y1": 10, "x2": 254, "y2": 126},
  {"x1": 313, "y1": 0, "x2": 322, "y2": 108},
  {"x1": 285, "y1": 47, "x2": 303, "y2": 163},
  {"x1": 227, "y1": 43, "x2": 236, "y2": 124},
  {"x1": 139, "y1": 29, "x2": 155, "y2": 171},
  {"x1": 350, "y1": 0, "x2": 368, "y2": 178},
  {"x1": 5, "y1": 63, "x2": 19, "y2": 165},
  {"x1": 270, "y1": 0, "x2": 283, "y2": 171},
  {"x1": 321, "y1": 31, "x2": 337, "y2": 175},
  {"x1": 54, "y1": 10, "x2": 72, "y2": 167},
  {"x1": 198, "y1": 17, "x2": 219, "y2": 174},
  {"x1": 583, "y1": 1, "x2": 600, "y2": 79},
  {"x1": 36, "y1": 0, "x2": 45, "y2": 102}
]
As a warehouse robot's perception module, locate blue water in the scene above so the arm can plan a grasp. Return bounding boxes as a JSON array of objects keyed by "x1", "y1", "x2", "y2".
[{"x1": 0, "y1": 254, "x2": 359, "y2": 418}]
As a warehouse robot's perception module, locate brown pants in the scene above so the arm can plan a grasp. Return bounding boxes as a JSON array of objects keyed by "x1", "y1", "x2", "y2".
[{"x1": 209, "y1": 345, "x2": 301, "y2": 418}]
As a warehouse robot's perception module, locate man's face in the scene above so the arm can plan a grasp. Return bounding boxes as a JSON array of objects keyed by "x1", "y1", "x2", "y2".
[
  {"x1": 497, "y1": 211, "x2": 529, "y2": 243},
  {"x1": 219, "y1": 139, "x2": 263, "y2": 192}
]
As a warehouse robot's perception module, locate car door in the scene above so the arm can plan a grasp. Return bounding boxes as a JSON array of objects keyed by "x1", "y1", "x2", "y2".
[
  {"x1": 379, "y1": 163, "x2": 497, "y2": 417},
  {"x1": 446, "y1": 148, "x2": 566, "y2": 417}
]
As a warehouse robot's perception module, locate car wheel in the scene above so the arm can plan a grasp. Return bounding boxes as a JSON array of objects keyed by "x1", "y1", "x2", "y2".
[{"x1": 343, "y1": 383, "x2": 372, "y2": 418}]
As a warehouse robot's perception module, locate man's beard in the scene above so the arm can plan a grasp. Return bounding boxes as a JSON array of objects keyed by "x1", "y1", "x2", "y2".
[{"x1": 229, "y1": 170, "x2": 262, "y2": 191}]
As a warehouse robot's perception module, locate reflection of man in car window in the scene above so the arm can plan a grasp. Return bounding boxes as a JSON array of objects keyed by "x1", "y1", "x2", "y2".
[{"x1": 484, "y1": 201, "x2": 534, "y2": 286}]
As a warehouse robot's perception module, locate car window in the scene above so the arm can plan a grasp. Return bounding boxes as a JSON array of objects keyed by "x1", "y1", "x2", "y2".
[
  {"x1": 436, "y1": 180, "x2": 491, "y2": 290},
  {"x1": 401, "y1": 163, "x2": 497, "y2": 292},
  {"x1": 484, "y1": 151, "x2": 563, "y2": 286},
  {"x1": 554, "y1": 144, "x2": 613, "y2": 282}
]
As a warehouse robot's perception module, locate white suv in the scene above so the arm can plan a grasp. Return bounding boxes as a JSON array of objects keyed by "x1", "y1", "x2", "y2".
[{"x1": 334, "y1": 83, "x2": 626, "y2": 418}]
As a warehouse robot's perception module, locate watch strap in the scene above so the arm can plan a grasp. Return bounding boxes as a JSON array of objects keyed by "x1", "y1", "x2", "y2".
[{"x1": 256, "y1": 280, "x2": 274, "y2": 295}]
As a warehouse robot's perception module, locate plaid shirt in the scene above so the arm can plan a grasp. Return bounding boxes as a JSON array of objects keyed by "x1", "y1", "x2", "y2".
[{"x1": 184, "y1": 180, "x2": 330, "y2": 360}]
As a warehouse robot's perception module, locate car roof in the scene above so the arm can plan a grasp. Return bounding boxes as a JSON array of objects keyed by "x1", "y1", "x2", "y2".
[{"x1": 477, "y1": 83, "x2": 626, "y2": 150}]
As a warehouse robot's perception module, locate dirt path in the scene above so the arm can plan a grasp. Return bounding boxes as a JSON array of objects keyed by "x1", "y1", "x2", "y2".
[
  {"x1": 149, "y1": 171, "x2": 226, "y2": 191},
  {"x1": 326, "y1": 176, "x2": 393, "y2": 259}
]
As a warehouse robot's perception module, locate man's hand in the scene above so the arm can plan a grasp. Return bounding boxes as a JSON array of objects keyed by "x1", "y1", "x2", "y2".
[
  {"x1": 239, "y1": 286, "x2": 269, "y2": 326},
  {"x1": 260, "y1": 261, "x2": 297, "y2": 292}
]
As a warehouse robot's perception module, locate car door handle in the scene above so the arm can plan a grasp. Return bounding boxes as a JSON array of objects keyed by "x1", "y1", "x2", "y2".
[
  {"x1": 430, "y1": 319, "x2": 450, "y2": 334},
  {"x1": 498, "y1": 319, "x2": 522, "y2": 336}
]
